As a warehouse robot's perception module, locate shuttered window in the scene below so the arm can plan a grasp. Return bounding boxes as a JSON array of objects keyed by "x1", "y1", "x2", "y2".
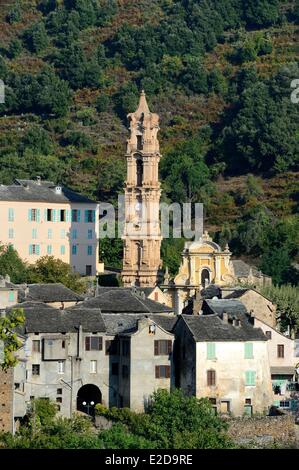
[
  {"x1": 85, "y1": 337, "x2": 103, "y2": 351},
  {"x1": 244, "y1": 343, "x2": 254, "y2": 359},
  {"x1": 207, "y1": 369, "x2": 216, "y2": 386},
  {"x1": 277, "y1": 344, "x2": 284, "y2": 358},
  {"x1": 207, "y1": 342, "x2": 216, "y2": 359},
  {"x1": 154, "y1": 340, "x2": 172, "y2": 356},
  {"x1": 245, "y1": 370, "x2": 256, "y2": 386},
  {"x1": 155, "y1": 365, "x2": 171, "y2": 379}
]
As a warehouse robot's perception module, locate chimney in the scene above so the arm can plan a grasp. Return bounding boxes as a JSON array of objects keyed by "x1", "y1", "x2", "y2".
[
  {"x1": 36, "y1": 176, "x2": 41, "y2": 185},
  {"x1": 55, "y1": 185, "x2": 62, "y2": 194},
  {"x1": 5, "y1": 274, "x2": 10, "y2": 283},
  {"x1": 223, "y1": 312, "x2": 229, "y2": 323},
  {"x1": 193, "y1": 290, "x2": 203, "y2": 315},
  {"x1": 233, "y1": 318, "x2": 241, "y2": 328}
]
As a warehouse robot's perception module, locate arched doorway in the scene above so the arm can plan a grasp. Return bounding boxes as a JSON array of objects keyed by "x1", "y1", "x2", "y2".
[
  {"x1": 76, "y1": 384, "x2": 102, "y2": 416},
  {"x1": 201, "y1": 268, "x2": 210, "y2": 288}
]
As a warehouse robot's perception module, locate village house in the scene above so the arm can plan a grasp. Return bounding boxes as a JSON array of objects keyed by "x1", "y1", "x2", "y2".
[
  {"x1": 0, "y1": 178, "x2": 104, "y2": 276},
  {"x1": 174, "y1": 306, "x2": 273, "y2": 417}
]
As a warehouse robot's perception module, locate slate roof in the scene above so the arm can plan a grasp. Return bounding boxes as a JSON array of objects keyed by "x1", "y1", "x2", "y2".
[
  {"x1": 231, "y1": 260, "x2": 266, "y2": 278},
  {"x1": 10, "y1": 302, "x2": 105, "y2": 334},
  {"x1": 203, "y1": 299, "x2": 248, "y2": 316},
  {"x1": 25, "y1": 283, "x2": 84, "y2": 303},
  {"x1": 181, "y1": 314, "x2": 266, "y2": 342},
  {"x1": 225, "y1": 289, "x2": 249, "y2": 299},
  {"x1": 102, "y1": 313, "x2": 177, "y2": 335},
  {"x1": 201, "y1": 285, "x2": 222, "y2": 299},
  {"x1": 0, "y1": 179, "x2": 96, "y2": 204},
  {"x1": 76, "y1": 288, "x2": 173, "y2": 314}
]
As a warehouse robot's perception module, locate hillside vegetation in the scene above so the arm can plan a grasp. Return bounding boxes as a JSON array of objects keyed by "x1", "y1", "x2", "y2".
[{"x1": 0, "y1": 0, "x2": 298, "y2": 283}]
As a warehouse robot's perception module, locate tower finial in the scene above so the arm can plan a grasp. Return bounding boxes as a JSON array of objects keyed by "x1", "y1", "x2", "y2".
[{"x1": 135, "y1": 89, "x2": 150, "y2": 115}]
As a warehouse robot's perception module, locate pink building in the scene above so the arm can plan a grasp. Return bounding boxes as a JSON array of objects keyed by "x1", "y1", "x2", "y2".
[{"x1": 0, "y1": 178, "x2": 103, "y2": 276}]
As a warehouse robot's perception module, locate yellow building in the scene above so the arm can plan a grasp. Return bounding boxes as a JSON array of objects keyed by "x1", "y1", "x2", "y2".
[{"x1": 163, "y1": 231, "x2": 271, "y2": 314}]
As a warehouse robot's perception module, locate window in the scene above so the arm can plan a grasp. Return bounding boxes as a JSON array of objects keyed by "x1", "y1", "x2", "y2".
[
  {"x1": 8, "y1": 208, "x2": 14, "y2": 222},
  {"x1": 122, "y1": 340, "x2": 130, "y2": 357},
  {"x1": 266, "y1": 331, "x2": 272, "y2": 339},
  {"x1": 48, "y1": 229, "x2": 52, "y2": 239},
  {"x1": 60, "y1": 229, "x2": 66, "y2": 239},
  {"x1": 32, "y1": 340, "x2": 40, "y2": 353},
  {"x1": 85, "y1": 210, "x2": 95, "y2": 223},
  {"x1": 47, "y1": 245, "x2": 52, "y2": 255},
  {"x1": 60, "y1": 210, "x2": 66, "y2": 222},
  {"x1": 136, "y1": 159, "x2": 143, "y2": 186},
  {"x1": 85, "y1": 336, "x2": 102, "y2": 351},
  {"x1": 209, "y1": 398, "x2": 217, "y2": 415},
  {"x1": 244, "y1": 343, "x2": 254, "y2": 359},
  {"x1": 245, "y1": 398, "x2": 251, "y2": 405},
  {"x1": 245, "y1": 370, "x2": 256, "y2": 386},
  {"x1": 29, "y1": 244, "x2": 40, "y2": 255},
  {"x1": 86, "y1": 265, "x2": 92, "y2": 276},
  {"x1": 207, "y1": 369, "x2": 216, "y2": 386},
  {"x1": 105, "y1": 340, "x2": 119, "y2": 355},
  {"x1": 57, "y1": 388, "x2": 62, "y2": 395},
  {"x1": 32, "y1": 364, "x2": 40, "y2": 376},
  {"x1": 56, "y1": 397, "x2": 62, "y2": 403},
  {"x1": 28, "y1": 209, "x2": 40, "y2": 222},
  {"x1": 155, "y1": 365, "x2": 171, "y2": 379},
  {"x1": 112, "y1": 363, "x2": 119, "y2": 376},
  {"x1": 72, "y1": 245, "x2": 77, "y2": 255},
  {"x1": 72, "y1": 209, "x2": 80, "y2": 222},
  {"x1": 60, "y1": 245, "x2": 65, "y2": 255},
  {"x1": 122, "y1": 365, "x2": 129, "y2": 378},
  {"x1": 62, "y1": 340, "x2": 65, "y2": 349},
  {"x1": 154, "y1": 292, "x2": 159, "y2": 301},
  {"x1": 14, "y1": 383, "x2": 20, "y2": 390},
  {"x1": 58, "y1": 361, "x2": 65, "y2": 374},
  {"x1": 87, "y1": 245, "x2": 93, "y2": 256},
  {"x1": 280, "y1": 401, "x2": 290, "y2": 408},
  {"x1": 32, "y1": 228, "x2": 37, "y2": 239},
  {"x1": 277, "y1": 345, "x2": 284, "y2": 358},
  {"x1": 154, "y1": 340, "x2": 172, "y2": 356},
  {"x1": 8, "y1": 291, "x2": 15, "y2": 302},
  {"x1": 137, "y1": 135, "x2": 143, "y2": 151},
  {"x1": 8, "y1": 228, "x2": 14, "y2": 239},
  {"x1": 90, "y1": 360, "x2": 97, "y2": 374},
  {"x1": 46, "y1": 209, "x2": 54, "y2": 222},
  {"x1": 87, "y1": 229, "x2": 93, "y2": 239},
  {"x1": 72, "y1": 229, "x2": 77, "y2": 239},
  {"x1": 207, "y1": 342, "x2": 216, "y2": 360}
]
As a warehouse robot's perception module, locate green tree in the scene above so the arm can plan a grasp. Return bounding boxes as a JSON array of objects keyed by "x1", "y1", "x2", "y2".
[
  {"x1": 261, "y1": 284, "x2": 299, "y2": 333},
  {"x1": 243, "y1": 0, "x2": 280, "y2": 28},
  {"x1": 6, "y1": 2, "x2": 22, "y2": 24},
  {"x1": 27, "y1": 256, "x2": 85, "y2": 293},
  {"x1": 0, "y1": 245, "x2": 27, "y2": 283},
  {"x1": 23, "y1": 22, "x2": 49, "y2": 53},
  {"x1": 0, "y1": 308, "x2": 25, "y2": 370},
  {"x1": 8, "y1": 38, "x2": 23, "y2": 59}
]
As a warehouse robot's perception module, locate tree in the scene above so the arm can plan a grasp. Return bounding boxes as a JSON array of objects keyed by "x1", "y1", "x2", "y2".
[
  {"x1": 261, "y1": 285, "x2": 299, "y2": 333},
  {"x1": 8, "y1": 38, "x2": 23, "y2": 59},
  {"x1": 0, "y1": 245, "x2": 27, "y2": 283},
  {"x1": 98, "y1": 389, "x2": 232, "y2": 449},
  {"x1": 27, "y1": 256, "x2": 85, "y2": 293},
  {"x1": 23, "y1": 22, "x2": 49, "y2": 53},
  {"x1": 0, "y1": 308, "x2": 25, "y2": 370},
  {"x1": 243, "y1": 0, "x2": 280, "y2": 28},
  {"x1": 6, "y1": 2, "x2": 22, "y2": 24}
]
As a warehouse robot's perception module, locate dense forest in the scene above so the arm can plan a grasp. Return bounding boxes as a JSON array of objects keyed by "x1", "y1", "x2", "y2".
[{"x1": 0, "y1": 0, "x2": 298, "y2": 284}]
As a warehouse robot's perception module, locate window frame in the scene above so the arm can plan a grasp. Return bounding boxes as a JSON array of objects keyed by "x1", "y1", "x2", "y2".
[
  {"x1": 154, "y1": 340, "x2": 172, "y2": 356},
  {"x1": 85, "y1": 336, "x2": 103, "y2": 351}
]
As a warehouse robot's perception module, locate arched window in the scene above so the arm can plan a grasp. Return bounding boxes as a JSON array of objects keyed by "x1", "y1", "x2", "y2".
[
  {"x1": 136, "y1": 242, "x2": 143, "y2": 267},
  {"x1": 201, "y1": 268, "x2": 210, "y2": 288},
  {"x1": 136, "y1": 159, "x2": 143, "y2": 186}
]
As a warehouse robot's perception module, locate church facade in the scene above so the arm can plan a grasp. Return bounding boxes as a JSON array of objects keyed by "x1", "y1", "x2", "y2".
[{"x1": 121, "y1": 91, "x2": 163, "y2": 287}]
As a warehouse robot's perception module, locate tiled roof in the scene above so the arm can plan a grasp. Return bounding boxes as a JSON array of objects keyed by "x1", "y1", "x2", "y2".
[
  {"x1": 181, "y1": 314, "x2": 266, "y2": 342},
  {"x1": 102, "y1": 313, "x2": 177, "y2": 335},
  {"x1": 203, "y1": 298, "x2": 248, "y2": 316},
  {"x1": 0, "y1": 179, "x2": 96, "y2": 204},
  {"x1": 76, "y1": 288, "x2": 173, "y2": 314},
  {"x1": 25, "y1": 283, "x2": 84, "y2": 303}
]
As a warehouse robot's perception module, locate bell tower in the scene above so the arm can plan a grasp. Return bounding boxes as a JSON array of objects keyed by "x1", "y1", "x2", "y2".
[{"x1": 121, "y1": 91, "x2": 162, "y2": 287}]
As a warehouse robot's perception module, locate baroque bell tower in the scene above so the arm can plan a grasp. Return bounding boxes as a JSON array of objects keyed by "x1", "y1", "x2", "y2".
[{"x1": 121, "y1": 91, "x2": 162, "y2": 287}]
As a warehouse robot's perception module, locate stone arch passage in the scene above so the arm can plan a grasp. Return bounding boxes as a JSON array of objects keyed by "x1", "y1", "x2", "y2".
[{"x1": 76, "y1": 384, "x2": 102, "y2": 416}]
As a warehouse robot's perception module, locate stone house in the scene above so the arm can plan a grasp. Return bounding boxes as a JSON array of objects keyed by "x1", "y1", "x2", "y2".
[
  {"x1": 18, "y1": 283, "x2": 84, "y2": 309},
  {"x1": 8, "y1": 288, "x2": 175, "y2": 423},
  {"x1": 0, "y1": 275, "x2": 19, "y2": 309},
  {"x1": 174, "y1": 308, "x2": 273, "y2": 417}
]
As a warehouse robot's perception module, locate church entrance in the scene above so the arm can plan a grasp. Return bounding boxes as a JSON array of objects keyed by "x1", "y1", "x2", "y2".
[
  {"x1": 201, "y1": 269, "x2": 210, "y2": 288},
  {"x1": 76, "y1": 384, "x2": 102, "y2": 417}
]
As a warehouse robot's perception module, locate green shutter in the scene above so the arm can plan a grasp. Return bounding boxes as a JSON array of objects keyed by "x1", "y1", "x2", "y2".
[
  {"x1": 92, "y1": 210, "x2": 96, "y2": 223},
  {"x1": 245, "y1": 343, "x2": 253, "y2": 359},
  {"x1": 36, "y1": 245, "x2": 40, "y2": 256},
  {"x1": 77, "y1": 210, "x2": 81, "y2": 222},
  {"x1": 207, "y1": 342, "x2": 216, "y2": 359},
  {"x1": 84, "y1": 210, "x2": 88, "y2": 223},
  {"x1": 245, "y1": 370, "x2": 256, "y2": 386},
  {"x1": 44, "y1": 209, "x2": 47, "y2": 221},
  {"x1": 28, "y1": 209, "x2": 32, "y2": 222},
  {"x1": 29, "y1": 244, "x2": 33, "y2": 255},
  {"x1": 36, "y1": 209, "x2": 40, "y2": 222}
]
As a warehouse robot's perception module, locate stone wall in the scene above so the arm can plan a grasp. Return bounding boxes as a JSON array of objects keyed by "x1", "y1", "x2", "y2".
[
  {"x1": 228, "y1": 415, "x2": 297, "y2": 447},
  {"x1": 0, "y1": 367, "x2": 14, "y2": 433}
]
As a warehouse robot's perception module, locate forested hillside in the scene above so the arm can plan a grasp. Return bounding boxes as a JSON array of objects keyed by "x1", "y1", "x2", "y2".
[{"x1": 0, "y1": 0, "x2": 298, "y2": 283}]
